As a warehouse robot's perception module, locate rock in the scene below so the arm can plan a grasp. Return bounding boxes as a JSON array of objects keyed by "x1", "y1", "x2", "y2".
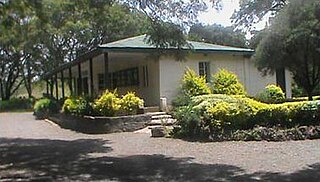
[
  {"x1": 298, "y1": 126, "x2": 308, "y2": 135},
  {"x1": 151, "y1": 126, "x2": 166, "y2": 137},
  {"x1": 307, "y1": 126, "x2": 319, "y2": 139}
]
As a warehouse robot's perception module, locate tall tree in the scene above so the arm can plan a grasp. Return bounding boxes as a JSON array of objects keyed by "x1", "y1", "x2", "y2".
[
  {"x1": 232, "y1": 0, "x2": 287, "y2": 30},
  {"x1": 189, "y1": 23, "x2": 247, "y2": 48},
  {"x1": 0, "y1": 0, "x2": 41, "y2": 99},
  {"x1": 120, "y1": 0, "x2": 222, "y2": 49},
  {"x1": 255, "y1": 0, "x2": 320, "y2": 100}
]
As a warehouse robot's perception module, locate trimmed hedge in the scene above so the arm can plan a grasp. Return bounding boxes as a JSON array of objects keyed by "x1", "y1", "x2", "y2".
[
  {"x1": 33, "y1": 98, "x2": 58, "y2": 119},
  {"x1": 173, "y1": 94, "x2": 320, "y2": 139},
  {"x1": 0, "y1": 98, "x2": 34, "y2": 112},
  {"x1": 257, "y1": 84, "x2": 285, "y2": 103}
]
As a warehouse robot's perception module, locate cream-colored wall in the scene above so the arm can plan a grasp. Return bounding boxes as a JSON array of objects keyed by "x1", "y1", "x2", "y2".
[
  {"x1": 284, "y1": 69, "x2": 292, "y2": 98},
  {"x1": 88, "y1": 52, "x2": 160, "y2": 106},
  {"x1": 68, "y1": 51, "x2": 281, "y2": 107},
  {"x1": 159, "y1": 53, "x2": 277, "y2": 105}
]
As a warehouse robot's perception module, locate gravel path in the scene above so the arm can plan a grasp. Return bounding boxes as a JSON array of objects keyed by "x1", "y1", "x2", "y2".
[{"x1": 0, "y1": 112, "x2": 319, "y2": 181}]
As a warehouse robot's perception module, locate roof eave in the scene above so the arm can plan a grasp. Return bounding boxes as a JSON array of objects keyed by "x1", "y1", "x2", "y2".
[
  {"x1": 98, "y1": 46, "x2": 254, "y2": 55},
  {"x1": 43, "y1": 48, "x2": 102, "y2": 79}
]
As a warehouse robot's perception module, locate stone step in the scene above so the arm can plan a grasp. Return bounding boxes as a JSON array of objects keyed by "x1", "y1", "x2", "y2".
[
  {"x1": 144, "y1": 107, "x2": 160, "y2": 113},
  {"x1": 151, "y1": 114, "x2": 172, "y2": 120},
  {"x1": 148, "y1": 118, "x2": 176, "y2": 126},
  {"x1": 146, "y1": 111, "x2": 166, "y2": 116}
]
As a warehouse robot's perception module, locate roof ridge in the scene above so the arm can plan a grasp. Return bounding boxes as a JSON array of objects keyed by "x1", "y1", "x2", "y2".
[
  {"x1": 106, "y1": 34, "x2": 146, "y2": 46},
  {"x1": 99, "y1": 34, "x2": 253, "y2": 52}
]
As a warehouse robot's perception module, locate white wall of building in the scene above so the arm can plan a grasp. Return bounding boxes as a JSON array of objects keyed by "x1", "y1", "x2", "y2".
[
  {"x1": 159, "y1": 53, "x2": 277, "y2": 105},
  {"x1": 67, "y1": 51, "x2": 283, "y2": 108},
  {"x1": 89, "y1": 52, "x2": 160, "y2": 106}
]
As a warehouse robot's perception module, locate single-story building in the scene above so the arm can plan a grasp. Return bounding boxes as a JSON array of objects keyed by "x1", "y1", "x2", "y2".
[{"x1": 44, "y1": 35, "x2": 292, "y2": 108}]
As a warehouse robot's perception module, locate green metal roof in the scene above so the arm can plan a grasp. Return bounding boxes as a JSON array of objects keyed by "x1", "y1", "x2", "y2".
[{"x1": 98, "y1": 34, "x2": 254, "y2": 53}]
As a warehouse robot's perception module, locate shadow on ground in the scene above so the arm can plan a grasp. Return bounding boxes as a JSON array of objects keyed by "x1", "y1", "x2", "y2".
[{"x1": 0, "y1": 137, "x2": 319, "y2": 181}]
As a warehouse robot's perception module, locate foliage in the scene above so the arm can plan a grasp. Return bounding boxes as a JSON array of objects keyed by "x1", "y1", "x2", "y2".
[
  {"x1": 172, "y1": 94, "x2": 320, "y2": 139},
  {"x1": 231, "y1": 0, "x2": 287, "y2": 30},
  {"x1": 231, "y1": 126, "x2": 320, "y2": 142},
  {"x1": 62, "y1": 96, "x2": 92, "y2": 116},
  {"x1": 119, "y1": 92, "x2": 144, "y2": 115},
  {"x1": 0, "y1": 97, "x2": 34, "y2": 112},
  {"x1": 33, "y1": 98, "x2": 58, "y2": 119},
  {"x1": 211, "y1": 69, "x2": 246, "y2": 95},
  {"x1": 181, "y1": 68, "x2": 211, "y2": 97},
  {"x1": 189, "y1": 23, "x2": 247, "y2": 48},
  {"x1": 257, "y1": 84, "x2": 285, "y2": 103},
  {"x1": 173, "y1": 105, "x2": 204, "y2": 138},
  {"x1": 255, "y1": 0, "x2": 320, "y2": 100},
  {"x1": 0, "y1": 0, "x2": 149, "y2": 100},
  {"x1": 94, "y1": 90, "x2": 121, "y2": 117}
]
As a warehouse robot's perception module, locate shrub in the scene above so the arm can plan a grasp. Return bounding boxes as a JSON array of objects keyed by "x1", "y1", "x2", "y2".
[
  {"x1": 173, "y1": 105, "x2": 205, "y2": 138},
  {"x1": 181, "y1": 68, "x2": 211, "y2": 97},
  {"x1": 210, "y1": 69, "x2": 246, "y2": 95},
  {"x1": 120, "y1": 92, "x2": 144, "y2": 115},
  {"x1": 257, "y1": 84, "x2": 285, "y2": 103},
  {"x1": 94, "y1": 90, "x2": 121, "y2": 117},
  {"x1": 0, "y1": 97, "x2": 33, "y2": 111},
  {"x1": 231, "y1": 125, "x2": 320, "y2": 141},
  {"x1": 172, "y1": 93, "x2": 320, "y2": 140},
  {"x1": 33, "y1": 98, "x2": 58, "y2": 119},
  {"x1": 62, "y1": 96, "x2": 92, "y2": 116}
]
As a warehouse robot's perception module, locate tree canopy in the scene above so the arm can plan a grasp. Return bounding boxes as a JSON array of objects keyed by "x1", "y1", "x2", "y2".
[
  {"x1": 232, "y1": 0, "x2": 287, "y2": 30},
  {"x1": 189, "y1": 23, "x2": 247, "y2": 48},
  {"x1": 0, "y1": 0, "x2": 149, "y2": 100},
  {"x1": 255, "y1": 0, "x2": 320, "y2": 100},
  {"x1": 0, "y1": 0, "x2": 222, "y2": 100}
]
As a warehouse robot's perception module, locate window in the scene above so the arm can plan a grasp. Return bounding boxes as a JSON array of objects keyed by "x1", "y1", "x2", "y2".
[
  {"x1": 98, "y1": 74, "x2": 104, "y2": 90},
  {"x1": 199, "y1": 62, "x2": 210, "y2": 82},
  {"x1": 113, "y1": 67, "x2": 139, "y2": 88},
  {"x1": 142, "y1": 65, "x2": 149, "y2": 87},
  {"x1": 98, "y1": 73, "x2": 112, "y2": 90}
]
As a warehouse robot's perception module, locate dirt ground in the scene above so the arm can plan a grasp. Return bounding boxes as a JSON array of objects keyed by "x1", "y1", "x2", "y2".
[{"x1": 0, "y1": 112, "x2": 320, "y2": 181}]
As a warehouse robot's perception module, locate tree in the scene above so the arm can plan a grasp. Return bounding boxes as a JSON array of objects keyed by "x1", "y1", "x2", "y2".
[
  {"x1": 0, "y1": 0, "x2": 41, "y2": 100},
  {"x1": 120, "y1": 0, "x2": 222, "y2": 49},
  {"x1": 189, "y1": 23, "x2": 247, "y2": 48},
  {"x1": 255, "y1": 0, "x2": 320, "y2": 100},
  {"x1": 232, "y1": 0, "x2": 287, "y2": 30},
  {"x1": 0, "y1": 0, "x2": 223, "y2": 99}
]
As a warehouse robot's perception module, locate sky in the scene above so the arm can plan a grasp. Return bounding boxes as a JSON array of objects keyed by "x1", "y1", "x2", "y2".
[
  {"x1": 198, "y1": 0, "x2": 267, "y2": 31},
  {"x1": 198, "y1": 0, "x2": 239, "y2": 26}
]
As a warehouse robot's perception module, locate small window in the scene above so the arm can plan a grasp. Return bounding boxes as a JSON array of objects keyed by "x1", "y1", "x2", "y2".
[
  {"x1": 98, "y1": 73, "x2": 104, "y2": 90},
  {"x1": 142, "y1": 65, "x2": 149, "y2": 87},
  {"x1": 199, "y1": 62, "x2": 210, "y2": 82},
  {"x1": 113, "y1": 67, "x2": 139, "y2": 87}
]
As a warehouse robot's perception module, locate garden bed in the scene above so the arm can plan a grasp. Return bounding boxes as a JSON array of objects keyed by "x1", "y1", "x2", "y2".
[{"x1": 48, "y1": 113, "x2": 152, "y2": 134}]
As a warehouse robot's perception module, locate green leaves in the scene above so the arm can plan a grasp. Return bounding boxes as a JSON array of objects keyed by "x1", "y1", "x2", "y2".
[
  {"x1": 255, "y1": 0, "x2": 320, "y2": 100},
  {"x1": 181, "y1": 68, "x2": 211, "y2": 98},
  {"x1": 211, "y1": 69, "x2": 247, "y2": 95},
  {"x1": 189, "y1": 23, "x2": 247, "y2": 48}
]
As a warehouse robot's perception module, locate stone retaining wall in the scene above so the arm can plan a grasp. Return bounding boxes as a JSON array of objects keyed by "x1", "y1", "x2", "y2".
[{"x1": 48, "y1": 113, "x2": 152, "y2": 134}]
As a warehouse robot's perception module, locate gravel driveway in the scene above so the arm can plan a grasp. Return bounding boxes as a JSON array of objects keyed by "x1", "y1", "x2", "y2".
[{"x1": 0, "y1": 112, "x2": 319, "y2": 181}]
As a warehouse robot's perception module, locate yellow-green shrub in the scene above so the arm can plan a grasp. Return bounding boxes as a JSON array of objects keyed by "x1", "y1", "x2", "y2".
[
  {"x1": 120, "y1": 92, "x2": 144, "y2": 115},
  {"x1": 94, "y1": 90, "x2": 121, "y2": 117},
  {"x1": 173, "y1": 94, "x2": 320, "y2": 139},
  {"x1": 62, "y1": 96, "x2": 92, "y2": 116},
  {"x1": 211, "y1": 69, "x2": 246, "y2": 95},
  {"x1": 181, "y1": 68, "x2": 211, "y2": 97},
  {"x1": 257, "y1": 84, "x2": 285, "y2": 103}
]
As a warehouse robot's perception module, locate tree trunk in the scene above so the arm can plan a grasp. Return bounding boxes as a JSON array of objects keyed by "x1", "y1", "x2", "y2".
[{"x1": 307, "y1": 92, "x2": 313, "y2": 101}]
